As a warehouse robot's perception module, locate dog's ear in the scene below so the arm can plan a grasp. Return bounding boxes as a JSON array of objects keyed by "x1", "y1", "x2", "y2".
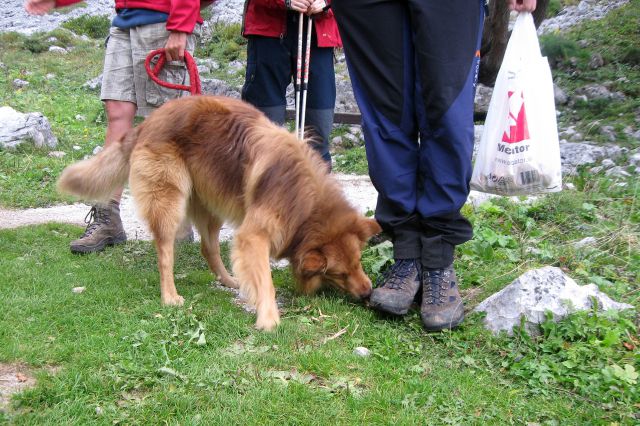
[
  {"x1": 301, "y1": 250, "x2": 327, "y2": 276},
  {"x1": 357, "y1": 218, "x2": 382, "y2": 242}
]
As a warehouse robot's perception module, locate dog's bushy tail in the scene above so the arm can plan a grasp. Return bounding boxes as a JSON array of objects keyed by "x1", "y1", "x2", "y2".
[{"x1": 57, "y1": 127, "x2": 140, "y2": 202}]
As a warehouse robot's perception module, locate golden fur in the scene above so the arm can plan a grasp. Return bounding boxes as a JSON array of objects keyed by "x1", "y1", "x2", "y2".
[{"x1": 58, "y1": 96, "x2": 381, "y2": 330}]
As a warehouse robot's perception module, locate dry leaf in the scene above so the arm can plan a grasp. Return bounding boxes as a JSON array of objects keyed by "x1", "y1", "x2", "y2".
[{"x1": 323, "y1": 326, "x2": 348, "y2": 344}]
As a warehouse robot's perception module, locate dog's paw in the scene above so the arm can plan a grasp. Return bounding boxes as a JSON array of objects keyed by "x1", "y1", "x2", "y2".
[
  {"x1": 221, "y1": 276, "x2": 240, "y2": 289},
  {"x1": 162, "y1": 294, "x2": 185, "y2": 306},
  {"x1": 255, "y1": 306, "x2": 281, "y2": 331}
]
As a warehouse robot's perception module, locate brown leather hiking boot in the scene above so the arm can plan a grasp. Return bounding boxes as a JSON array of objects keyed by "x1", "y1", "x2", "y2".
[
  {"x1": 369, "y1": 259, "x2": 421, "y2": 315},
  {"x1": 70, "y1": 201, "x2": 127, "y2": 254},
  {"x1": 420, "y1": 265, "x2": 464, "y2": 331},
  {"x1": 175, "y1": 219, "x2": 194, "y2": 243}
]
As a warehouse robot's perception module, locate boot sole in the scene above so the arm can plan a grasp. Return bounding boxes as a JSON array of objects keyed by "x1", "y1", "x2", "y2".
[
  {"x1": 369, "y1": 299, "x2": 411, "y2": 316},
  {"x1": 421, "y1": 313, "x2": 465, "y2": 332},
  {"x1": 70, "y1": 233, "x2": 127, "y2": 254}
]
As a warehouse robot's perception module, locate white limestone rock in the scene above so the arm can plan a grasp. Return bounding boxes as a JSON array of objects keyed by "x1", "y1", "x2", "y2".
[
  {"x1": 0, "y1": 106, "x2": 57, "y2": 150},
  {"x1": 474, "y1": 266, "x2": 633, "y2": 336}
]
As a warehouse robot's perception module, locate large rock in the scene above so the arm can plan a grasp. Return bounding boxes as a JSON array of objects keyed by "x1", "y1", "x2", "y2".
[
  {"x1": 200, "y1": 78, "x2": 241, "y2": 98},
  {"x1": 554, "y1": 84, "x2": 569, "y2": 105},
  {"x1": 574, "y1": 84, "x2": 625, "y2": 101},
  {"x1": 474, "y1": 266, "x2": 633, "y2": 336},
  {"x1": 208, "y1": 0, "x2": 244, "y2": 25},
  {"x1": 0, "y1": 106, "x2": 57, "y2": 150},
  {"x1": 82, "y1": 74, "x2": 103, "y2": 91},
  {"x1": 538, "y1": 0, "x2": 630, "y2": 35},
  {"x1": 560, "y1": 142, "x2": 625, "y2": 175},
  {"x1": 474, "y1": 84, "x2": 493, "y2": 116}
]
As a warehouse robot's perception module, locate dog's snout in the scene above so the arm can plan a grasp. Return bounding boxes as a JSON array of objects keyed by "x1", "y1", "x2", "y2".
[
  {"x1": 352, "y1": 277, "x2": 372, "y2": 300},
  {"x1": 361, "y1": 286, "x2": 372, "y2": 299}
]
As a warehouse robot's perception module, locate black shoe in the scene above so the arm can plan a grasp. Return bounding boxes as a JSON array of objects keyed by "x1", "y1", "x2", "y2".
[
  {"x1": 420, "y1": 265, "x2": 464, "y2": 331},
  {"x1": 369, "y1": 259, "x2": 421, "y2": 315}
]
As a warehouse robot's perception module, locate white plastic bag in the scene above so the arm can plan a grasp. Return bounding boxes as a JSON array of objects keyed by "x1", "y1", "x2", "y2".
[{"x1": 471, "y1": 12, "x2": 562, "y2": 196}]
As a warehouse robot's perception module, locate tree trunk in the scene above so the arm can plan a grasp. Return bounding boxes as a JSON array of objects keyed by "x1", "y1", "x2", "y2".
[{"x1": 478, "y1": 0, "x2": 549, "y2": 87}]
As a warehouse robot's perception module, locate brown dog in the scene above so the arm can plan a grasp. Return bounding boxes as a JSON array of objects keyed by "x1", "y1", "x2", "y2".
[{"x1": 58, "y1": 96, "x2": 381, "y2": 330}]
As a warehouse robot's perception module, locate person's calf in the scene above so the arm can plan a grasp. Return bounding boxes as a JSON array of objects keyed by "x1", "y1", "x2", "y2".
[{"x1": 304, "y1": 108, "x2": 334, "y2": 170}]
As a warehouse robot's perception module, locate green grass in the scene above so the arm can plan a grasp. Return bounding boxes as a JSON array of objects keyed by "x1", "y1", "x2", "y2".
[
  {"x1": 61, "y1": 15, "x2": 111, "y2": 40},
  {"x1": 0, "y1": 31, "x2": 105, "y2": 208},
  {"x1": 0, "y1": 216, "x2": 637, "y2": 424},
  {"x1": 543, "y1": 0, "x2": 640, "y2": 146},
  {"x1": 195, "y1": 22, "x2": 247, "y2": 86},
  {"x1": 333, "y1": 146, "x2": 368, "y2": 175}
]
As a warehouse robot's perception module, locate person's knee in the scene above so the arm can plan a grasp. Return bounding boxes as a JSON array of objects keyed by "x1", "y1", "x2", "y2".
[{"x1": 105, "y1": 100, "x2": 136, "y2": 124}]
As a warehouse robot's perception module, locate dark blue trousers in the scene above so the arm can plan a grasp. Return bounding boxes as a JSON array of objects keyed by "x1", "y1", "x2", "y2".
[
  {"x1": 242, "y1": 12, "x2": 336, "y2": 166},
  {"x1": 333, "y1": 0, "x2": 485, "y2": 268}
]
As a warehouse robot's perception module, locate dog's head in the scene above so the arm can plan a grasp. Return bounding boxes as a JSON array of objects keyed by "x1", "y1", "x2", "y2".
[{"x1": 294, "y1": 217, "x2": 382, "y2": 300}]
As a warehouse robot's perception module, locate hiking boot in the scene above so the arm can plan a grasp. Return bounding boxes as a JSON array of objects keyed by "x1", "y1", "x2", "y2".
[
  {"x1": 175, "y1": 219, "x2": 194, "y2": 243},
  {"x1": 420, "y1": 265, "x2": 464, "y2": 331},
  {"x1": 369, "y1": 259, "x2": 421, "y2": 315},
  {"x1": 70, "y1": 201, "x2": 127, "y2": 254}
]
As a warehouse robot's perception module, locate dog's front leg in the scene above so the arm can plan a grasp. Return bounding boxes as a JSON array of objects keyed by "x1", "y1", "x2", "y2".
[{"x1": 232, "y1": 228, "x2": 280, "y2": 331}]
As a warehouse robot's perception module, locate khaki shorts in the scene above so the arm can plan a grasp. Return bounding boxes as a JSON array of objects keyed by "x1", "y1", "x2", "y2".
[{"x1": 101, "y1": 22, "x2": 201, "y2": 117}]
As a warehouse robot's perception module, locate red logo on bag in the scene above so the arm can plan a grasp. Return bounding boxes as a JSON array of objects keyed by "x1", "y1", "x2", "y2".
[{"x1": 502, "y1": 89, "x2": 530, "y2": 144}]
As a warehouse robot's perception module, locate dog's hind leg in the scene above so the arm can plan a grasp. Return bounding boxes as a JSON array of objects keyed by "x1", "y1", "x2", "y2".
[
  {"x1": 189, "y1": 198, "x2": 238, "y2": 289},
  {"x1": 232, "y1": 211, "x2": 280, "y2": 331},
  {"x1": 130, "y1": 147, "x2": 190, "y2": 306}
]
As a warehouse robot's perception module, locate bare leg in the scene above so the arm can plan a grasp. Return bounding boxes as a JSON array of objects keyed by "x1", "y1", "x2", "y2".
[{"x1": 104, "y1": 100, "x2": 136, "y2": 203}]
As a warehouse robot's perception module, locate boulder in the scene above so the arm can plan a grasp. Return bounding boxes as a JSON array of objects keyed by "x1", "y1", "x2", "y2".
[
  {"x1": 560, "y1": 142, "x2": 625, "y2": 175},
  {"x1": 575, "y1": 84, "x2": 625, "y2": 101},
  {"x1": 474, "y1": 84, "x2": 493, "y2": 116},
  {"x1": 48, "y1": 46, "x2": 67, "y2": 54},
  {"x1": 0, "y1": 106, "x2": 57, "y2": 150},
  {"x1": 13, "y1": 79, "x2": 29, "y2": 89},
  {"x1": 82, "y1": 75, "x2": 103, "y2": 91},
  {"x1": 554, "y1": 84, "x2": 568, "y2": 105},
  {"x1": 588, "y1": 53, "x2": 604, "y2": 69},
  {"x1": 474, "y1": 266, "x2": 633, "y2": 335},
  {"x1": 200, "y1": 78, "x2": 241, "y2": 98}
]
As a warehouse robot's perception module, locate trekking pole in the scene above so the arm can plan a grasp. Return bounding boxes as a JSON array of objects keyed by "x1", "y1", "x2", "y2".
[
  {"x1": 294, "y1": 12, "x2": 304, "y2": 139},
  {"x1": 299, "y1": 15, "x2": 313, "y2": 140}
]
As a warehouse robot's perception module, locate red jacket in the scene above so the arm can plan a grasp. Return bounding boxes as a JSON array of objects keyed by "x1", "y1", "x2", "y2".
[
  {"x1": 54, "y1": 0, "x2": 203, "y2": 33},
  {"x1": 242, "y1": 0, "x2": 342, "y2": 48}
]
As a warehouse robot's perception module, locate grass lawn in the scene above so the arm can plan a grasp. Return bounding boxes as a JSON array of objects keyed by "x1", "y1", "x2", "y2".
[
  {"x1": 1, "y1": 170, "x2": 638, "y2": 423},
  {"x1": 0, "y1": 222, "x2": 636, "y2": 424}
]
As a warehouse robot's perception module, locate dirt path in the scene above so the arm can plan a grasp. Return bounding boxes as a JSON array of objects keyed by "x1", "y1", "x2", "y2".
[
  {"x1": 0, "y1": 174, "x2": 380, "y2": 241},
  {"x1": 0, "y1": 173, "x2": 496, "y2": 242}
]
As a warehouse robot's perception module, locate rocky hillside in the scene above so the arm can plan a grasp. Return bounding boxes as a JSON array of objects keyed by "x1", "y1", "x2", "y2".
[{"x1": 1, "y1": 0, "x2": 638, "y2": 178}]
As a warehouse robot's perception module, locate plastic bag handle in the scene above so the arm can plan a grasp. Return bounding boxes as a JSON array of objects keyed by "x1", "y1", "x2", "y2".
[{"x1": 502, "y1": 12, "x2": 542, "y2": 67}]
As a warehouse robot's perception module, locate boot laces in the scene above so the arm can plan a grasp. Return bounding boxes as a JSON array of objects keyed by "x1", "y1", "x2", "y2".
[
  {"x1": 424, "y1": 268, "x2": 450, "y2": 305},
  {"x1": 81, "y1": 206, "x2": 111, "y2": 237},
  {"x1": 378, "y1": 259, "x2": 418, "y2": 290}
]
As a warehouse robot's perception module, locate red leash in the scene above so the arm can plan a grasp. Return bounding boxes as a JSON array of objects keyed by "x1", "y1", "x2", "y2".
[{"x1": 144, "y1": 48, "x2": 202, "y2": 96}]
